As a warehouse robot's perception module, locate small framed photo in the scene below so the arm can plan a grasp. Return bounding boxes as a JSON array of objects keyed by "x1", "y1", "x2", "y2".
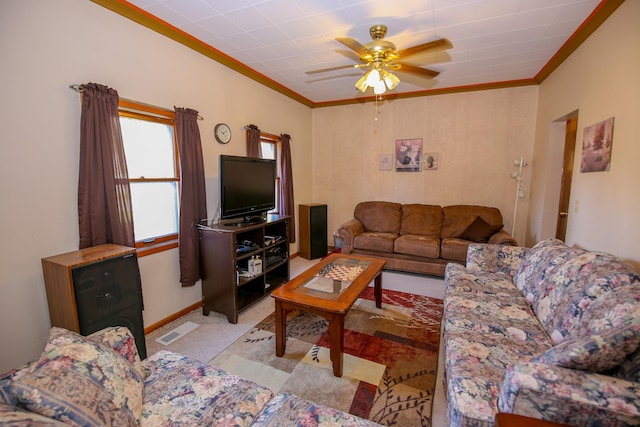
[
  {"x1": 424, "y1": 152, "x2": 438, "y2": 170},
  {"x1": 379, "y1": 154, "x2": 392, "y2": 170},
  {"x1": 395, "y1": 138, "x2": 422, "y2": 172}
]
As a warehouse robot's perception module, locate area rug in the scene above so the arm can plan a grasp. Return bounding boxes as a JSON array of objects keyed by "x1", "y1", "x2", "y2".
[{"x1": 209, "y1": 288, "x2": 444, "y2": 426}]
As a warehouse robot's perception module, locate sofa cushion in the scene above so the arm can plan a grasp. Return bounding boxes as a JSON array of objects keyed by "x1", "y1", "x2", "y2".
[
  {"x1": 441, "y1": 205, "x2": 504, "y2": 239},
  {"x1": 399, "y1": 204, "x2": 442, "y2": 237},
  {"x1": 445, "y1": 263, "x2": 527, "y2": 301},
  {"x1": 532, "y1": 320, "x2": 640, "y2": 373},
  {"x1": 10, "y1": 330, "x2": 143, "y2": 426},
  {"x1": 459, "y1": 216, "x2": 503, "y2": 243},
  {"x1": 533, "y1": 251, "x2": 640, "y2": 343},
  {"x1": 142, "y1": 350, "x2": 273, "y2": 425},
  {"x1": 353, "y1": 232, "x2": 396, "y2": 253},
  {"x1": 513, "y1": 239, "x2": 581, "y2": 301},
  {"x1": 465, "y1": 243, "x2": 528, "y2": 277},
  {"x1": 354, "y1": 201, "x2": 402, "y2": 234},
  {"x1": 253, "y1": 392, "x2": 382, "y2": 426},
  {"x1": 394, "y1": 234, "x2": 440, "y2": 258},
  {"x1": 0, "y1": 403, "x2": 67, "y2": 426},
  {"x1": 444, "y1": 293, "x2": 550, "y2": 343},
  {"x1": 445, "y1": 330, "x2": 550, "y2": 427},
  {"x1": 440, "y1": 238, "x2": 470, "y2": 261},
  {"x1": 45, "y1": 327, "x2": 143, "y2": 379}
]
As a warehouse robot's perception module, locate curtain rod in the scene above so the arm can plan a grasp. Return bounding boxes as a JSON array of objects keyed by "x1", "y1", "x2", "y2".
[
  {"x1": 69, "y1": 84, "x2": 204, "y2": 120},
  {"x1": 243, "y1": 125, "x2": 292, "y2": 142}
]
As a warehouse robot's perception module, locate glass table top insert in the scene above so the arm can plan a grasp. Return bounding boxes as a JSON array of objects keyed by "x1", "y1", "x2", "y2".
[{"x1": 300, "y1": 257, "x2": 372, "y2": 298}]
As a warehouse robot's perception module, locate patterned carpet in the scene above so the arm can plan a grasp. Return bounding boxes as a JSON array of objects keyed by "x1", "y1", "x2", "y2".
[{"x1": 209, "y1": 288, "x2": 444, "y2": 426}]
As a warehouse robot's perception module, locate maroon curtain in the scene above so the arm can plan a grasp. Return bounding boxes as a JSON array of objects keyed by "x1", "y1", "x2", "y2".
[
  {"x1": 175, "y1": 107, "x2": 207, "y2": 287},
  {"x1": 78, "y1": 83, "x2": 135, "y2": 249},
  {"x1": 246, "y1": 124, "x2": 261, "y2": 157},
  {"x1": 280, "y1": 134, "x2": 296, "y2": 243}
]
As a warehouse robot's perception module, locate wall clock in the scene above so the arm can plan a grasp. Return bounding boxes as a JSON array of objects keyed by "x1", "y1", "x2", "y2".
[{"x1": 214, "y1": 123, "x2": 231, "y2": 144}]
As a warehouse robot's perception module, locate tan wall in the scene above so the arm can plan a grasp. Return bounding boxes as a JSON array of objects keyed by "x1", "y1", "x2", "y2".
[
  {"x1": 0, "y1": 0, "x2": 312, "y2": 372},
  {"x1": 312, "y1": 87, "x2": 538, "y2": 244},
  {"x1": 528, "y1": 0, "x2": 639, "y2": 269}
]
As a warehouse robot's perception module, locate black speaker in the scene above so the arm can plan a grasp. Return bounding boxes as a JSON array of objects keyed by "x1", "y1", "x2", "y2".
[
  {"x1": 299, "y1": 204, "x2": 327, "y2": 259},
  {"x1": 72, "y1": 253, "x2": 147, "y2": 359}
]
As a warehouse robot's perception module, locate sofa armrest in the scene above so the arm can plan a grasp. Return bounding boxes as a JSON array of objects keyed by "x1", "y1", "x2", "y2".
[
  {"x1": 337, "y1": 219, "x2": 364, "y2": 254},
  {"x1": 466, "y1": 243, "x2": 527, "y2": 276},
  {"x1": 489, "y1": 229, "x2": 518, "y2": 246},
  {"x1": 499, "y1": 362, "x2": 640, "y2": 425}
]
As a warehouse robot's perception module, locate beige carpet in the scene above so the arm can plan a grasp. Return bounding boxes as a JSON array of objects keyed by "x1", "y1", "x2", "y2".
[{"x1": 209, "y1": 288, "x2": 443, "y2": 426}]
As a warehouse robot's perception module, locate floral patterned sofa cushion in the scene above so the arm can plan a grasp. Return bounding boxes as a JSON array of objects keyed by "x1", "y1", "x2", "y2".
[
  {"x1": 531, "y1": 251, "x2": 640, "y2": 344},
  {"x1": 532, "y1": 320, "x2": 640, "y2": 372},
  {"x1": 252, "y1": 392, "x2": 382, "y2": 426},
  {"x1": 7, "y1": 328, "x2": 144, "y2": 426},
  {"x1": 142, "y1": 350, "x2": 274, "y2": 425},
  {"x1": 499, "y1": 362, "x2": 640, "y2": 426},
  {"x1": 45, "y1": 326, "x2": 143, "y2": 378},
  {"x1": 0, "y1": 403, "x2": 67, "y2": 426},
  {"x1": 445, "y1": 330, "x2": 551, "y2": 426},
  {"x1": 513, "y1": 239, "x2": 581, "y2": 301}
]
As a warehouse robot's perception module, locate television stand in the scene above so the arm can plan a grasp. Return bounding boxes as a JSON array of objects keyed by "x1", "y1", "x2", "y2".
[
  {"x1": 224, "y1": 215, "x2": 267, "y2": 226},
  {"x1": 198, "y1": 215, "x2": 290, "y2": 323}
]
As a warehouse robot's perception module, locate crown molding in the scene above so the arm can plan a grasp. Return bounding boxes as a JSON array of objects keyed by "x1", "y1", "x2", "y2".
[{"x1": 91, "y1": 0, "x2": 624, "y2": 109}]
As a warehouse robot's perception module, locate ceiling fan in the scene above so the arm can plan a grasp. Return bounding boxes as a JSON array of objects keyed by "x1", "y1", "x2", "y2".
[{"x1": 306, "y1": 24, "x2": 451, "y2": 95}]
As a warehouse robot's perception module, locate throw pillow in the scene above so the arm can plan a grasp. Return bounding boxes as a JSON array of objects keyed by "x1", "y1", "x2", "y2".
[
  {"x1": 10, "y1": 337, "x2": 143, "y2": 426},
  {"x1": 45, "y1": 327, "x2": 143, "y2": 379},
  {"x1": 531, "y1": 322, "x2": 640, "y2": 372},
  {"x1": 459, "y1": 216, "x2": 503, "y2": 243}
]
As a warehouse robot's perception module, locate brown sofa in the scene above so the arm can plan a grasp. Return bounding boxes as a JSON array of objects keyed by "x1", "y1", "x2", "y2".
[{"x1": 337, "y1": 201, "x2": 517, "y2": 276}]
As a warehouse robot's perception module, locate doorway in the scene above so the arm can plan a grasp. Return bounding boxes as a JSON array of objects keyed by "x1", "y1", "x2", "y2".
[{"x1": 555, "y1": 115, "x2": 578, "y2": 241}]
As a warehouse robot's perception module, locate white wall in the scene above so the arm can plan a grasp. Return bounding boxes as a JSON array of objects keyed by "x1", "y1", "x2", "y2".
[
  {"x1": 528, "y1": 0, "x2": 640, "y2": 269},
  {"x1": 0, "y1": 0, "x2": 312, "y2": 372},
  {"x1": 312, "y1": 87, "x2": 538, "y2": 244}
]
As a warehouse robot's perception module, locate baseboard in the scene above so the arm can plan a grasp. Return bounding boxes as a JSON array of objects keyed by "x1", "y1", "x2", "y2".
[{"x1": 144, "y1": 301, "x2": 202, "y2": 335}]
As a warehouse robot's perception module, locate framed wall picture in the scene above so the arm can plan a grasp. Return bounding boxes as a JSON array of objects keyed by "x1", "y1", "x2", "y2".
[
  {"x1": 379, "y1": 154, "x2": 392, "y2": 170},
  {"x1": 580, "y1": 117, "x2": 615, "y2": 172},
  {"x1": 424, "y1": 152, "x2": 438, "y2": 170},
  {"x1": 395, "y1": 138, "x2": 422, "y2": 172}
]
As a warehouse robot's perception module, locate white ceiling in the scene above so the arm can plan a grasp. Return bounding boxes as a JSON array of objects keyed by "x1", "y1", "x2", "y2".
[{"x1": 125, "y1": 0, "x2": 603, "y2": 104}]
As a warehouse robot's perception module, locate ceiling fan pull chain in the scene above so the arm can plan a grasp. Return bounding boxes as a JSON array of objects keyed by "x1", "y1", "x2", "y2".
[{"x1": 374, "y1": 95, "x2": 378, "y2": 121}]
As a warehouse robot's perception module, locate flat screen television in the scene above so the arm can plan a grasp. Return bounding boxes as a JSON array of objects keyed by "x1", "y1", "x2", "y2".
[{"x1": 219, "y1": 155, "x2": 276, "y2": 224}]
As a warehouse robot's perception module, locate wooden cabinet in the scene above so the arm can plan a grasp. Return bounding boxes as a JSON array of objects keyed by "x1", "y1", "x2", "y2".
[
  {"x1": 198, "y1": 215, "x2": 290, "y2": 323},
  {"x1": 41, "y1": 244, "x2": 146, "y2": 359}
]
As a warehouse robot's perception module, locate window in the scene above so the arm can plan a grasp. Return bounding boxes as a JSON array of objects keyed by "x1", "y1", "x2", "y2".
[
  {"x1": 119, "y1": 100, "x2": 179, "y2": 256},
  {"x1": 260, "y1": 133, "x2": 281, "y2": 214}
]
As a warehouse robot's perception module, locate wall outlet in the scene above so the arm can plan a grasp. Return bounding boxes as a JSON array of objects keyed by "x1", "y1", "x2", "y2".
[{"x1": 517, "y1": 185, "x2": 525, "y2": 198}]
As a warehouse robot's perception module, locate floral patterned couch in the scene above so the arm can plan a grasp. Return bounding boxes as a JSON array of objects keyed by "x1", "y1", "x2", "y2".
[
  {"x1": 443, "y1": 239, "x2": 640, "y2": 427},
  {"x1": 0, "y1": 326, "x2": 381, "y2": 426}
]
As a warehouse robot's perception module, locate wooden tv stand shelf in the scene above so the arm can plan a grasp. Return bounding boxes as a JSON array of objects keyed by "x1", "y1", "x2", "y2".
[{"x1": 198, "y1": 214, "x2": 290, "y2": 323}]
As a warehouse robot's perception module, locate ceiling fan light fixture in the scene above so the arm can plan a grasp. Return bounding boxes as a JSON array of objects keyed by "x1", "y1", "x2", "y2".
[
  {"x1": 381, "y1": 70, "x2": 400, "y2": 90},
  {"x1": 374, "y1": 79, "x2": 387, "y2": 95},
  {"x1": 355, "y1": 73, "x2": 369, "y2": 92},
  {"x1": 365, "y1": 69, "x2": 381, "y2": 86}
]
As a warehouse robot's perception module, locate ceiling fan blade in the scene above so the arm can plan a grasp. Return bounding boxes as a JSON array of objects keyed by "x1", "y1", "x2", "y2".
[
  {"x1": 306, "y1": 63, "x2": 366, "y2": 75},
  {"x1": 392, "y1": 63, "x2": 440, "y2": 78},
  {"x1": 397, "y1": 38, "x2": 450, "y2": 59},
  {"x1": 336, "y1": 37, "x2": 365, "y2": 54}
]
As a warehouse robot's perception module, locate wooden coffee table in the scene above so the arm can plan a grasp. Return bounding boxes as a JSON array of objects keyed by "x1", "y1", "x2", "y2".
[{"x1": 271, "y1": 253, "x2": 386, "y2": 377}]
